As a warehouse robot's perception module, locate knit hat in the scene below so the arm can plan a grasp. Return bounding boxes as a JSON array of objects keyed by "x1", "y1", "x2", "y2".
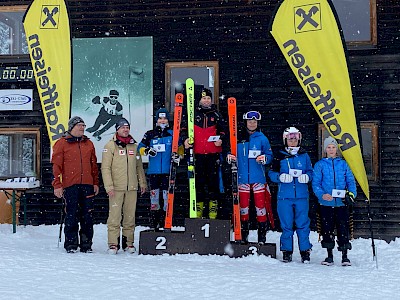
[
  {"x1": 155, "y1": 108, "x2": 170, "y2": 121},
  {"x1": 200, "y1": 88, "x2": 212, "y2": 99},
  {"x1": 109, "y1": 90, "x2": 119, "y2": 97},
  {"x1": 324, "y1": 136, "x2": 338, "y2": 151},
  {"x1": 115, "y1": 118, "x2": 130, "y2": 131},
  {"x1": 68, "y1": 116, "x2": 85, "y2": 131}
]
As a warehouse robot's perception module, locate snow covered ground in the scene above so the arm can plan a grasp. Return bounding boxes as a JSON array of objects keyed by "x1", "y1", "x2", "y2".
[{"x1": 0, "y1": 224, "x2": 398, "y2": 300}]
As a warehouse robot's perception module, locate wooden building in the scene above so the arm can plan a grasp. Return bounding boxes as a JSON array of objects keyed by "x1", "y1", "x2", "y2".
[{"x1": 0, "y1": 0, "x2": 399, "y2": 241}]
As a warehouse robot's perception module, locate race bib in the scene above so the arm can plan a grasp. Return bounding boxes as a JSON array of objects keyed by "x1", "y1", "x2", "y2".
[
  {"x1": 207, "y1": 135, "x2": 220, "y2": 142},
  {"x1": 289, "y1": 168, "x2": 302, "y2": 177},
  {"x1": 332, "y1": 189, "x2": 346, "y2": 198},
  {"x1": 154, "y1": 144, "x2": 166, "y2": 152},
  {"x1": 248, "y1": 150, "x2": 261, "y2": 158}
]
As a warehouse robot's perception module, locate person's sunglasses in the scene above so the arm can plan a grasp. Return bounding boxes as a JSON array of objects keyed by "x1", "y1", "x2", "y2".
[
  {"x1": 243, "y1": 111, "x2": 261, "y2": 120},
  {"x1": 110, "y1": 95, "x2": 118, "y2": 99}
]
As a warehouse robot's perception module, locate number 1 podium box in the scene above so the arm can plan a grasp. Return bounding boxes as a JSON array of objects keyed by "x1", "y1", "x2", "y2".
[{"x1": 139, "y1": 218, "x2": 276, "y2": 258}]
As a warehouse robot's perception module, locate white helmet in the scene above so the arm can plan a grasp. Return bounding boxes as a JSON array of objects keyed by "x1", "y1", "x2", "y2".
[{"x1": 283, "y1": 127, "x2": 302, "y2": 146}]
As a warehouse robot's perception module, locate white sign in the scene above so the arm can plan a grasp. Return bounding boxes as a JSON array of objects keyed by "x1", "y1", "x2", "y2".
[
  {"x1": 289, "y1": 168, "x2": 302, "y2": 177},
  {"x1": 248, "y1": 150, "x2": 261, "y2": 158},
  {"x1": 332, "y1": 189, "x2": 346, "y2": 198},
  {"x1": 154, "y1": 144, "x2": 166, "y2": 152},
  {"x1": 0, "y1": 89, "x2": 33, "y2": 111},
  {"x1": 207, "y1": 135, "x2": 220, "y2": 142}
]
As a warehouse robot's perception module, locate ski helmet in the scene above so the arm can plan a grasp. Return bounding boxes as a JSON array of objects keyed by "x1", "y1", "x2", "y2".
[{"x1": 283, "y1": 127, "x2": 302, "y2": 146}]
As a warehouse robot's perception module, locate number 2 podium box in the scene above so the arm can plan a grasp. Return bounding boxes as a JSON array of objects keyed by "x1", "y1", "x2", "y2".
[{"x1": 139, "y1": 218, "x2": 276, "y2": 258}]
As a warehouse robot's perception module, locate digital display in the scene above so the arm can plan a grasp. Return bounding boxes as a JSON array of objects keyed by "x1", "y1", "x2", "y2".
[{"x1": 0, "y1": 65, "x2": 35, "y2": 82}]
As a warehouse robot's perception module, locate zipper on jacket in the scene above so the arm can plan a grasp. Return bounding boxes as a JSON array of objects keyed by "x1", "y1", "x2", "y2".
[
  {"x1": 78, "y1": 141, "x2": 83, "y2": 184},
  {"x1": 126, "y1": 147, "x2": 129, "y2": 190},
  {"x1": 332, "y1": 159, "x2": 337, "y2": 205}
]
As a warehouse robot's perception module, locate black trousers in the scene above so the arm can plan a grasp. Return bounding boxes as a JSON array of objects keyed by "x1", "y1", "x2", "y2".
[
  {"x1": 63, "y1": 184, "x2": 95, "y2": 251},
  {"x1": 194, "y1": 153, "x2": 220, "y2": 202},
  {"x1": 319, "y1": 205, "x2": 351, "y2": 251}
]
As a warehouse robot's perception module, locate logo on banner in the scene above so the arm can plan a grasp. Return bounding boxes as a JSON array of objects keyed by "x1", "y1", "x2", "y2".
[
  {"x1": 0, "y1": 94, "x2": 31, "y2": 105},
  {"x1": 295, "y1": 4, "x2": 321, "y2": 33},
  {"x1": 40, "y1": 5, "x2": 60, "y2": 28}
]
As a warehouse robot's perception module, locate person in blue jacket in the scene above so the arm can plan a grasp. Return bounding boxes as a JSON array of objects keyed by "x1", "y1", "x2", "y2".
[
  {"x1": 138, "y1": 108, "x2": 182, "y2": 231},
  {"x1": 268, "y1": 126, "x2": 313, "y2": 263},
  {"x1": 312, "y1": 136, "x2": 357, "y2": 266},
  {"x1": 227, "y1": 111, "x2": 274, "y2": 244}
]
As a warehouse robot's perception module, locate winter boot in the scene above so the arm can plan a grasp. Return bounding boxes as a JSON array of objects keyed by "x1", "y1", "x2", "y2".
[
  {"x1": 257, "y1": 222, "x2": 268, "y2": 245},
  {"x1": 321, "y1": 249, "x2": 334, "y2": 266},
  {"x1": 300, "y1": 249, "x2": 311, "y2": 264},
  {"x1": 209, "y1": 200, "x2": 218, "y2": 219},
  {"x1": 124, "y1": 244, "x2": 136, "y2": 254},
  {"x1": 108, "y1": 244, "x2": 118, "y2": 255},
  {"x1": 341, "y1": 250, "x2": 352, "y2": 266},
  {"x1": 241, "y1": 221, "x2": 249, "y2": 245},
  {"x1": 282, "y1": 251, "x2": 293, "y2": 263},
  {"x1": 196, "y1": 202, "x2": 204, "y2": 218}
]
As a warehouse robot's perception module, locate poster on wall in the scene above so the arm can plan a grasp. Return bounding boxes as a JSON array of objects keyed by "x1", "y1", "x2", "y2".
[{"x1": 71, "y1": 37, "x2": 153, "y2": 162}]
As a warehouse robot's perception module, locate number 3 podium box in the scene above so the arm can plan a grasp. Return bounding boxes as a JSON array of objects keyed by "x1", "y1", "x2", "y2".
[{"x1": 139, "y1": 218, "x2": 276, "y2": 258}]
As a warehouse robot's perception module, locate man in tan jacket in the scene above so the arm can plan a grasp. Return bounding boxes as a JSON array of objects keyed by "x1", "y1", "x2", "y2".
[{"x1": 101, "y1": 118, "x2": 147, "y2": 254}]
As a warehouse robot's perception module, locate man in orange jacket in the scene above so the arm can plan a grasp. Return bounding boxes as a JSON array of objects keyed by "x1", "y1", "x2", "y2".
[{"x1": 52, "y1": 116, "x2": 99, "y2": 253}]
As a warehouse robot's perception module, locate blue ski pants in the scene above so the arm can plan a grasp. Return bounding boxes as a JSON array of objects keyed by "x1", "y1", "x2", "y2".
[{"x1": 277, "y1": 197, "x2": 312, "y2": 252}]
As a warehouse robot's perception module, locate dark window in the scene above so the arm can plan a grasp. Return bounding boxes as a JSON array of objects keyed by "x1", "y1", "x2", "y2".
[
  {"x1": 318, "y1": 122, "x2": 379, "y2": 181},
  {"x1": 0, "y1": 6, "x2": 28, "y2": 55},
  {"x1": 0, "y1": 128, "x2": 40, "y2": 179},
  {"x1": 332, "y1": 0, "x2": 377, "y2": 45},
  {"x1": 165, "y1": 61, "x2": 219, "y2": 113}
]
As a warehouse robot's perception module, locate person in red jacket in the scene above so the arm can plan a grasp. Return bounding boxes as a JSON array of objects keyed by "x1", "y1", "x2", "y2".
[
  {"x1": 52, "y1": 116, "x2": 99, "y2": 253},
  {"x1": 183, "y1": 88, "x2": 226, "y2": 219}
]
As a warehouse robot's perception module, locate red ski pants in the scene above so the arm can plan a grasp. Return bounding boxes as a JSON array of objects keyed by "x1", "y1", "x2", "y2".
[{"x1": 239, "y1": 183, "x2": 267, "y2": 223}]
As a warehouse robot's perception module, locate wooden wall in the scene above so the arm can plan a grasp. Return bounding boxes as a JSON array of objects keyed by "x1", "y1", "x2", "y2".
[{"x1": 1, "y1": 0, "x2": 399, "y2": 241}]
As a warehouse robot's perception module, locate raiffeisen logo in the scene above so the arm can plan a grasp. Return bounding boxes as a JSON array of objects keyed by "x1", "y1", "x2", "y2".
[
  {"x1": 294, "y1": 4, "x2": 322, "y2": 34},
  {"x1": 282, "y1": 39, "x2": 356, "y2": 152},
  {"x1": 40, "y1": 5, "x2": 60, "y2": 29},
  {"x1": 0, "y1": 94, "x2": 32, "y2": 105}
]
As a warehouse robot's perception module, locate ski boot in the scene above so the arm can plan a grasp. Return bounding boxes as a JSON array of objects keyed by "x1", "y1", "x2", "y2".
[
  {"x1": 196, "y1": 202, "x2": 204, "y2": 218},
  {"x1": 257, "y1": 222, "x2": 268, "y2": 245},
  {"x1": 150, "y1": 210, "x2": 161, "y2": 232},
  {"x1": 209, "y1": 200, "x2": 218, "y2": 219},
  {"x1": 93, "y1": 131, "x2": 102, "y2": 141},
  {"x1": 241, "y1": 221, "x2": 249, "y2": 245}
]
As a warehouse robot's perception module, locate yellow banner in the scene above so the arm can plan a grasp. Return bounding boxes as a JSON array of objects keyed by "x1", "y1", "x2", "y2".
[
  {"x1": 270, "y1": 0, "x2": 369, "y2": 199},
  {"x1": 23, "y1": 0, "x2": 71, "y2": 148}
]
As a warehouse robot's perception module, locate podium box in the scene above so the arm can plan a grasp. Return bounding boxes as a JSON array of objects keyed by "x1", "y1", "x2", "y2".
[{"x1": 139, "y1": 218, "x2": 276, "y2": 258}]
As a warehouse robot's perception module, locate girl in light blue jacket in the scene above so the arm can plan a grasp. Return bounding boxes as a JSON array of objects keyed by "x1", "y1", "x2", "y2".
[{"x1": 312, "y1": 136, "x2": 357, "y2": 267}]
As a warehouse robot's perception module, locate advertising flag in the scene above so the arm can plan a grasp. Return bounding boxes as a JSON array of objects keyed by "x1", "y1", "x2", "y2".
[
  {"x1": 270, "y1": 0, "x2": 369, "y2": 199},
  {"x1": 23, "y1": 0, "x2": 71, "y2": 148}
]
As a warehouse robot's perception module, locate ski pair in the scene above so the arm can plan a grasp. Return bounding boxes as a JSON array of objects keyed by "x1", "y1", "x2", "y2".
[
  {"x1": 164, "y1": 93, "x2": 184, "y2": 230},
  {"x1": 227, "y1": 97, "x2": 242, "y2": 241},
  {"x1": 165, "y1": 77, "x2": 198, "y2": 228}
]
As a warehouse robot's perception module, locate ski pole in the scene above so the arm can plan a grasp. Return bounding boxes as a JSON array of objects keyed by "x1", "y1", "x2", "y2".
[
  {"x1": 58, "y1": 197, "x2": 66, "y2": 248},
  {"x1": 366, "y1": 199, "x2": 377, "y2": 268}
]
